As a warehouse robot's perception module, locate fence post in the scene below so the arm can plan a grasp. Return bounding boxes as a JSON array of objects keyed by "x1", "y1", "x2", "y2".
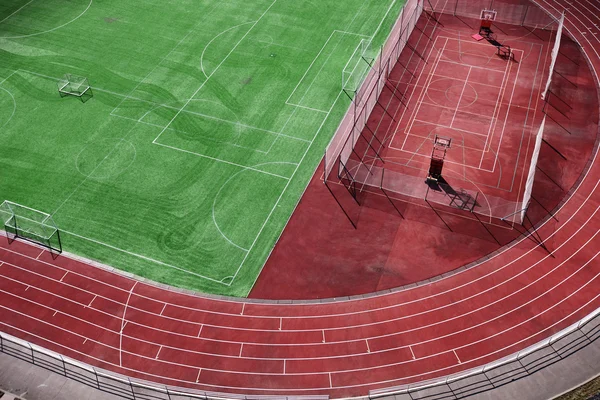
[
  {"x1": 94, "y1": 367, "x2": 101, "y2": 390},
  {"x1": 28, "y1": 342, "x2": 35, "y2": 364},
  {"x1": 60, "y1": 354, "x2": 67, "y2": 376},
  {"x1": 521, "y1": 5, "x2": 529, "y2": 26},
  {"x1": 128, "y1": 378, "x2": 137, "y2": 400}
]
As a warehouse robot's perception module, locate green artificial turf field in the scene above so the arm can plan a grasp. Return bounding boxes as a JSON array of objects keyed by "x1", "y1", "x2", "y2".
[{"x1": 0, "y1": 0, "x2": 405, "y2": 296}]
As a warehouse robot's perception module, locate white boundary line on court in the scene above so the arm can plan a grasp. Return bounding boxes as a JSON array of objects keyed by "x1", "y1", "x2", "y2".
[
  {"x1": 399, "y1": 36, "x2": 449, "y2": 158},
  {"x1": 477, "y1": 42, "x2": 516, "y2": 168},
  {"x1": 389, "y1": 35, "x2": 533, "y2": 184}
]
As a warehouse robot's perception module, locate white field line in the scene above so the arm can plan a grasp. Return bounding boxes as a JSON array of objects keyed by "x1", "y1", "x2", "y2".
[
  {"x1": 1, "y1": 0, "x2": 92, "y2": 40},
  {"x1": 285, "y1": 30, "x2": 338, "y2": 106},
  {"x1": 113, "y1": 113, "x2": 274, "y2": 154},
  {"x1": 0, "y1": 70, "x2": 18, "y2": 86},
  {"x1": 152, "y1": 0, "x2": 279, "y2": 145},
  {"x1": 51, "y1": 136, "x2": 135, "y2": 218},
  {"x1": 0, "y1": 88, "x2": 17, "y2": 130},
  {"x1": 233, "y1": 1, "x2": 373, "y2": 284},
  {"x1": 153, "y1": 142, "x2": 289, "y2": 180},
  {"x1": 0, "y1": 0, "x2": 35, "y2": 25},
  {"x1": 285, "y1": 29, "x2": 369, "y2": 109},
  {"x1": 111, "y1": 29, "x2": 195, "y2": 114},
  {"x1": 19, "y1": 69, "x2": 304, "y2": 174},
  {"x1": 200, "y1": 21, "x2": 256, "y2": 79},
  {"x1": 60, "y1": 229, "x2": 230, "y2": 285},
  {"x1": 229, "y1": 91, "x2": 345, "y2": 286}
]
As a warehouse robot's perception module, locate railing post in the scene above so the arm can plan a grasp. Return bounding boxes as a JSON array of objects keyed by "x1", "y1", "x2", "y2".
[
  {"x1": 128, "y1": 377, "x2": 137, "y2": 400},
  {"x1": 94, "y1": 367, "x2": 101, "y2": 390},
  {"x1": 28, "y1": 342, "x2": 35, "y2": 364},
  {"x1": 60, "y1": 354, "x2": 67, "y2": 376}
]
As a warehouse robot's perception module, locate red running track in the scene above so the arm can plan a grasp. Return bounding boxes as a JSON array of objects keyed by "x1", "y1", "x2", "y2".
[{"x1": 1, "y1": 0, "x2": 600, "y2": 397}]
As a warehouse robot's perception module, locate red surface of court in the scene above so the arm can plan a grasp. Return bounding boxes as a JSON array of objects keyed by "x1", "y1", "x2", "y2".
[
  {"x1": 253, "y1": 2, "x2": 598, "y2": 300},
  {"x1": 1, "y1": 0, "x2": 600, "y2": 398}
]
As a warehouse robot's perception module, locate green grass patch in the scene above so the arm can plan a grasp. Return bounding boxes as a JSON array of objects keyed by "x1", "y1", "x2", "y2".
[{"x1": 0, "y1": 0, "x2": 405, "y2": 296}]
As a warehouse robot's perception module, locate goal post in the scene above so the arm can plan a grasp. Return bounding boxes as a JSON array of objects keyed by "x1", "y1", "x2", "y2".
[
  {"x1": 58, "y1": 74, "x2": 93, "y2": 102},
  {"x1": 0, "y1": 201, "x2": 62, "y2": 254}
]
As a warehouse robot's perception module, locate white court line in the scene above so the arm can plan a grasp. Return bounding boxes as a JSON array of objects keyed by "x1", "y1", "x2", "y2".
[
  {"x1": 494, "y1": 42, "x2": 549, "y2": 197},
  {"x1": 477, "y1": 44, "x2": 518, "y2": 169},
  {"x1": 449, "y1": 66, "x2": 472, "y2": 128},
  {"x1": 362, "y1": 10, "x2": 444, "y2": 171},
  {"x1": 152, "y1": 0, "x2": 279, "y2": 145},
  {"x1": 400, "y1": 36, "x2": 449, "y2": 155}
]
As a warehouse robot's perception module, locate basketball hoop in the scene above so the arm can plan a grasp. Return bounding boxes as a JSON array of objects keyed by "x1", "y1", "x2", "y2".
[
  {"x1": 479, "y1": 9, "x2": 497, "y2": 37},
  {"x1": 480, "y1": 9, "x2": 497, "y2": 21}
]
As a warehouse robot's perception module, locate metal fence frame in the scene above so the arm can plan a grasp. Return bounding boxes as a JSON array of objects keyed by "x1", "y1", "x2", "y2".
[{"x1": 323, "y1": 0, "x2": 424, "y2": 182}]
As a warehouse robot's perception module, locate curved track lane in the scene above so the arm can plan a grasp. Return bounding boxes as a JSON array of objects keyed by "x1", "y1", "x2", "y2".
[{"x1": 1, "y1": 0, "x2": 599, "y2": 397}]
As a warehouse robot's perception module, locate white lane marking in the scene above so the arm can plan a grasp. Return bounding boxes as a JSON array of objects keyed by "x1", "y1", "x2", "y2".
[{"x1": 119, "y1": 282, "x2": 137, "y2": 367}]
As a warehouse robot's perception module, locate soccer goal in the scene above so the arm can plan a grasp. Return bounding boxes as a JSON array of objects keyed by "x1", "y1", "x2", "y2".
[
  {"x1": 58, "y1": 74, "x2": 93, "y2": 102},
  {"x1": 0, "y1": 201, "x2": 62, "y2": 254}
]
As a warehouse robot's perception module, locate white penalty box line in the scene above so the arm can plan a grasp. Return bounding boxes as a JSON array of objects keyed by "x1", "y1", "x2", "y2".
[
  {"x1": 19, "y1": 69, "x2": 299, "y2": 179},
  {"x1": 285, "y1": 29, "x2": 370, "y2": 113},
  {"x1": 152, "y1": 0, "x2": 279, "y2": 145}
]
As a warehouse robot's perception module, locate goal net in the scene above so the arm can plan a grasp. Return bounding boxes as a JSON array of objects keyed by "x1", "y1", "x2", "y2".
[
  {"x1": 0, "y1": 201, "x2": 62, "y2": 253},
  {"x1": 519, "y1": 116, "x2": 546, "y2": 223},
  {"x1": 58, "y1": 74, "x2": 93, "y2": 102},
  {"x1": 541, "y1": 12, "x2": 565, "y2": 100},
  {"x1": 324, "y1": 0, "x2": 423, "y2": 182}
]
